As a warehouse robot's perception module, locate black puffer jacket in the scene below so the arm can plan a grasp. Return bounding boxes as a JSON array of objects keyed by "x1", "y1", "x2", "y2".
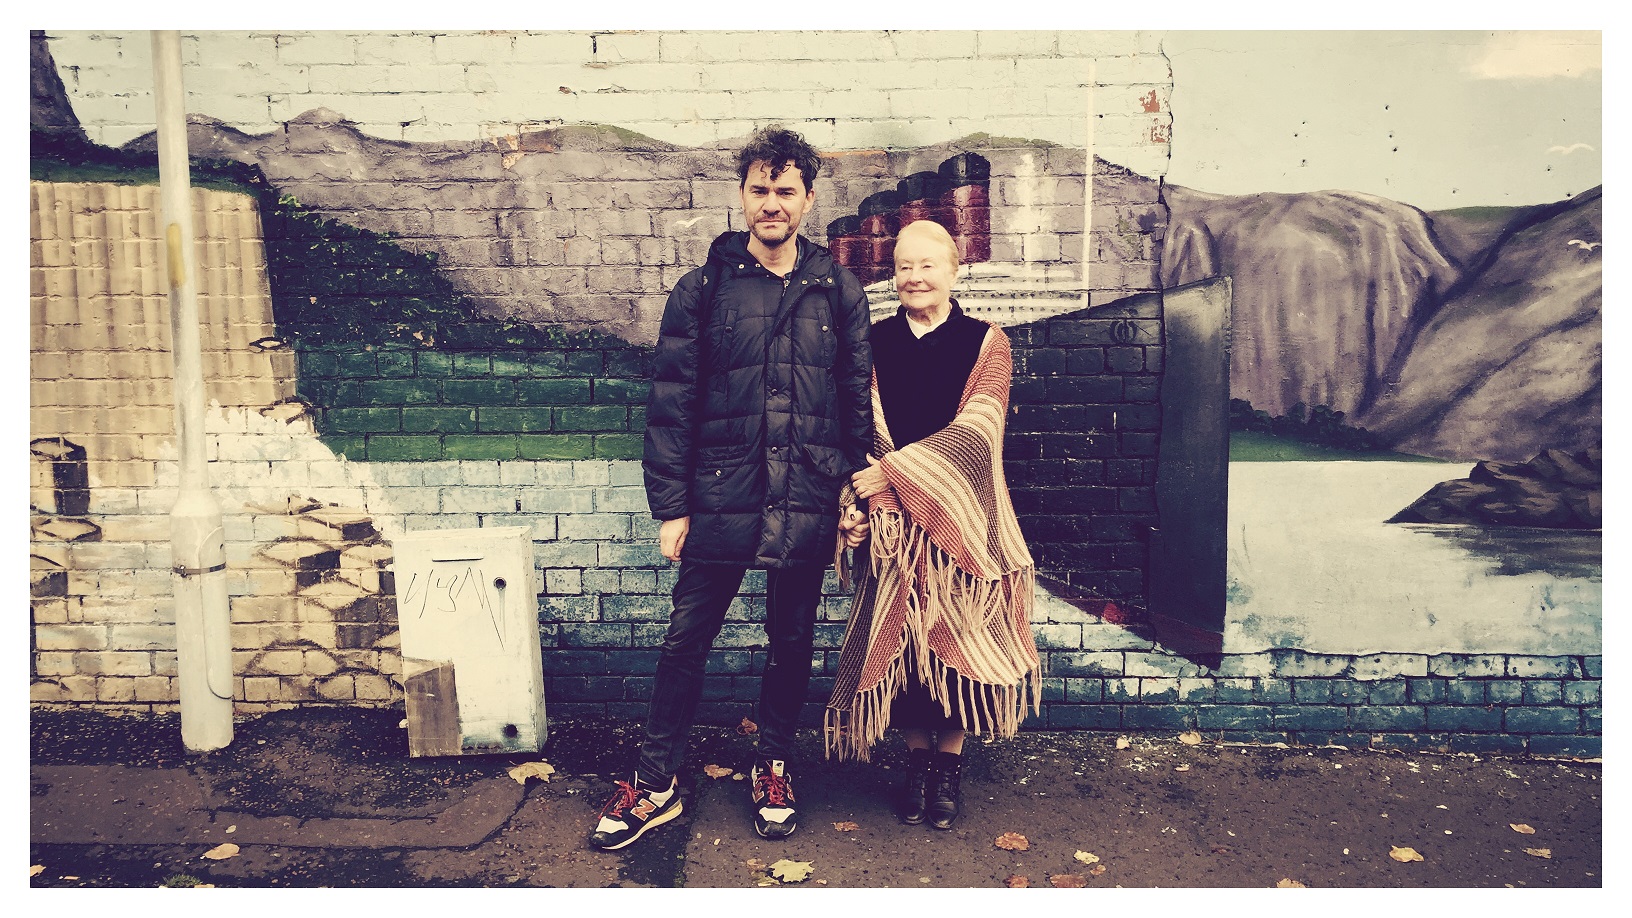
[{"x1": 643, "y1": 231, "x2": 874, "y2": 568}]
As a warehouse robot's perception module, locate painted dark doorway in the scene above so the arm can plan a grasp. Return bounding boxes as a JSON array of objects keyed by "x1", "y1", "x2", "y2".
[{"x1": 1147, "y1": 278, "x2": 1232, "y2": 656}]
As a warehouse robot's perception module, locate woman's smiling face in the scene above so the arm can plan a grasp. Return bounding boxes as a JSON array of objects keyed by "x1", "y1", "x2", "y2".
[{"x1": 893, "y1": 230, "x2": 958, "y2": 313}]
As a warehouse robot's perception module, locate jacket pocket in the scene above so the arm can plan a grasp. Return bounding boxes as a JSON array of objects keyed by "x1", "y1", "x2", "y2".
[
  {"x1": 694, "y1": 444, "x2": 756, "y2": 514},
  {"x1": 798, "y1": 443, "x2": 847, "y2": 481},
  {"x1": 698, "y1": 442, "x2": 751, "y2": 467}
]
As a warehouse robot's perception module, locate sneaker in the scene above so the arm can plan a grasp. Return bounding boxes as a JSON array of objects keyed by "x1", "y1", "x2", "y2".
[
  {"x1": 749, "y1": 758, "x2": 798, "y2": 838},
  {"x1": 587, "y1": 772, "x2": 682, "y2": 850}
]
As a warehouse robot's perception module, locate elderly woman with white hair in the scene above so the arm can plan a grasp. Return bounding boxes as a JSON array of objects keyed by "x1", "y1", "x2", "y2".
[{"x1": 825, "y1": 219, "x2": 1041, "y2": 830}]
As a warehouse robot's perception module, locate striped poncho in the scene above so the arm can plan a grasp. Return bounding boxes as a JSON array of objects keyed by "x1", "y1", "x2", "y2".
[{"x1": 824, "y1": 323, "x2": 1041, "y2": 762}]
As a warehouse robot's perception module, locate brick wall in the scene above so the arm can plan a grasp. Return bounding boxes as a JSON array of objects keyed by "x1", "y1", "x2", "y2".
[
  {"x1": 1007, "y1": 291, "x2": 1163, "y2": 604},
  {"x1": 46, "y1": 29, "x2": 1172, "y2": 175},
  {"x1": 28, "y1": 29, "x2": 1603, "y2": 756},
  {"x1": 27, "y1": 181, "x2": 1604, "y2": 755}
]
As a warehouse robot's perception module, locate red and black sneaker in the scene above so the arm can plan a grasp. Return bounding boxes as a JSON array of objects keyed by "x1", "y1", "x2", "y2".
[
  {"x1": 587, "y1": 772, "x2": 682, "y2": 850},
  {"x1": 749, "y1": 758, "x2": 798, "y2": 838}
]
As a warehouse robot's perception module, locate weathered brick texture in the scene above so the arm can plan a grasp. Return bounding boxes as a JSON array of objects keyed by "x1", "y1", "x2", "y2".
[{"x1": 47, "y1": 30, "x2": 1170, "y2": 166}]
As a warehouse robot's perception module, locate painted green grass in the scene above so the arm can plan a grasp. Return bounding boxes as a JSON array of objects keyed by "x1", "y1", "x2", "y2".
[
  {"x1": 1229, "y1": 430, "x2": 1440, "y2": 462},
  {"x1": 30, "y1": 160, "x2": 255, "y2": 196}
]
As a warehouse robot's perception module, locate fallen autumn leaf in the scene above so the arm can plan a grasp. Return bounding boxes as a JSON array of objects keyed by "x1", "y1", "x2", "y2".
[
  {"x1": 1510, "y1": 824, "x2": 1536, "y2": 835},
  {"x1": 736, "y1": 717, "x2": 758, "y2": 735},
  {"x1": 995, "y1": 832, "x2": 1030, "y2": 851},
  {"x1": 1049, "y1": 874, "x2": 1088, "y2": 888},
  {"x1": 1388, "y1": 846, "x2": 1424, "y2": 863},
  {"x1": 1524, "y1": 848, "x2": 1552, "y2": 859},
  {"x1": 834, "y1": 821, "x2": 860, "y2": 832},
  {"x1": 1276, "y1": 878, "x2": 1307, "y2": 888},
  {"x1": 201, "y1": 843, "x2": 240, "y2": 861},
  {"x1": 1178, "y1": 731, "x2": 1202, "y2": 745},
  {"x1": 506, "y1": 761, "x2": 556, "y2": 784},
  {"x1": 1073, "y1": 851, "x2": 1100, "y2": 865},
  {"x1": 1004, "y1": 874, "x2": 1030, "y2": 888},
  {"x1": 1089, "y1": 865, "x2": 1107, "y2": 877},
  {"x1": 702, "y1": 764, "x2": 734, "y2": 779},
  {"x1": 1115, "y1": 736, "x2": 1131, "y2": 750},
  {"x1": 769, "y1": 859, "x2": 814, "y2": 883},
  {"x1": 29, "y1": 865, "x2": 44, "y2": 877}
]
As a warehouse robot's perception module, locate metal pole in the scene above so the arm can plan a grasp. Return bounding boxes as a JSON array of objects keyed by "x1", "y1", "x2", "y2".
[
  {"x1": 152, "y1": 29, "x2": 233, "y2": 752},
  {"x1": 1080, "y1": 58, "x2": 1096, "y2": 308}
]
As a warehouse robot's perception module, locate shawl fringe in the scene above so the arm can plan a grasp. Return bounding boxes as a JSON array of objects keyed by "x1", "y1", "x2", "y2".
[{"x1": 824, "y1": 507, "x2": 1042, "y2": 763}]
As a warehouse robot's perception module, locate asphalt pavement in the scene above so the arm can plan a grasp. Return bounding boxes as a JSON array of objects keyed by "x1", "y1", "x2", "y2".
[{"x1": 28, "y1": 706, "x2": 1603, "y2": 889}]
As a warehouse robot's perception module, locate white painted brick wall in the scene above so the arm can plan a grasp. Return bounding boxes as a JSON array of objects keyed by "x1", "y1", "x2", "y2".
[{"x1": 45, "y1": 30, "x2": 1172, "y2": 175}]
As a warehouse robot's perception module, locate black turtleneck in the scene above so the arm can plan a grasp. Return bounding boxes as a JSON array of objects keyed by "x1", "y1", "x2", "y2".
[{"x1": 871, "y1": 299, "x2": 988, "y2": 449}]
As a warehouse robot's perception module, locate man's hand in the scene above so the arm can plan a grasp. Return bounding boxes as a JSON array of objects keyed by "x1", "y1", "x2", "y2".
[
  {"x1": 850, "y1": 455, "x2": 888, "y2": 501},
  {"x1": 838, "y1": 506, "x2": 870, "y2": 549},
  {"x1": 659, "y1": 516, "x2": 691, "y2": 562}
]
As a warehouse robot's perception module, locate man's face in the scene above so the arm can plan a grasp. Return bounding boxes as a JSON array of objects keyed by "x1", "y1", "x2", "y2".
[{"x1": 740, "y1": 160, "x2": 815, "y2": 247}]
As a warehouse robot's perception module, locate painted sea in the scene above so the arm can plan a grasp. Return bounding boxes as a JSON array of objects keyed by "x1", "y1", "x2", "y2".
[{"x1": 1225, "y1": 461, "x2": 1602, "y2": 656}]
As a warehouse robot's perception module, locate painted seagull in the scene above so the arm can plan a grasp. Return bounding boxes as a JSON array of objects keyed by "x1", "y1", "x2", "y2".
[{"x1": 1567, "y1": 239, "x2": 1601, "y2": 252}]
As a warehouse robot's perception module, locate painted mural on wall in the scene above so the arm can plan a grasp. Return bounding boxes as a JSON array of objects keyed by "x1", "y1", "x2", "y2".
[{"x1": 27, "y1": 30, "x2": 1601, "y2": 755}]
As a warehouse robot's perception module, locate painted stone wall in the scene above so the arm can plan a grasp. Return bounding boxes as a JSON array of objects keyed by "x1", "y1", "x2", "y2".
[
  {"x1": 27, "y1": 181, "x2": 1601, "y2": 756},
  {"x1": 28, "y1": 30, "x2": 1602, "y2": 757}
]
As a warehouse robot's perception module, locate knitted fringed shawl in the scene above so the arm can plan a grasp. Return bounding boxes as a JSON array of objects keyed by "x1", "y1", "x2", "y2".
[{"x1": 825, "y1": 324, "x2": 1041, "y2": 762}]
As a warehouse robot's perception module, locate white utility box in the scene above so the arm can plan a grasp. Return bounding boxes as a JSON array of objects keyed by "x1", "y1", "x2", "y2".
[{"x1": 391, "y1": 526, "x2": 547, "y2": 756}]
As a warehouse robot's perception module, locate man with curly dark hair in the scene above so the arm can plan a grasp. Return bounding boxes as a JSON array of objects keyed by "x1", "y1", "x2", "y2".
[{"x1": 588, "y1": 126, "x2": 875, "y2": 849}]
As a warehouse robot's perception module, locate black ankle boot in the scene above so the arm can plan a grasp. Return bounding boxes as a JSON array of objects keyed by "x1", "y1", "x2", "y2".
[
  {"x1": 895, "y1": 747, "x2": 932, "y2": 825},
  {"x1": 926, "y1": 750, "x2": 962, "y2": 830}
]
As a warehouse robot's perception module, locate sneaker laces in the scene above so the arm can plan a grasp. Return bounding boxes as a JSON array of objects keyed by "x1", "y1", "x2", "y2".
[
  {"x1": 755, "y1": 767, "x2": 790, "y2": 807},
  {"x1": 601, "y1": 780, "x2": 639, "y2": 818}
]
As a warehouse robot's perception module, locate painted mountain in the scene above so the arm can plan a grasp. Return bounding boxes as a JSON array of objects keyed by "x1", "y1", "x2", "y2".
[{"x1": 1162, "y1": 184, "x2": 1602, "y2": 462}]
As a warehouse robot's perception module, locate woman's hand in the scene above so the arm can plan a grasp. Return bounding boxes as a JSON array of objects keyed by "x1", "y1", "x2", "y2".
[{"x1": 851, "y1": 455, "x2": 888, "y2": 501}]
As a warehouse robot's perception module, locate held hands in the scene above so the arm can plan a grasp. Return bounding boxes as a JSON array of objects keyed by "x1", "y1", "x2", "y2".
[
  {"x1": 659, "y1": 516, "x2": 690, "y2": 562},
  {"x1": 837, "y1": 505, "x2": 870, "y2": 549},
  {"x1": 850, "y1": 455, "x2": 888, "y2": 501}
]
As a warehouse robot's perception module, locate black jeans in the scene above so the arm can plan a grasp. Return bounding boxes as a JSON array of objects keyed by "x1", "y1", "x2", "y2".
[{"x1": 636, "y1": 560, "x2": 824, "y2": 782}]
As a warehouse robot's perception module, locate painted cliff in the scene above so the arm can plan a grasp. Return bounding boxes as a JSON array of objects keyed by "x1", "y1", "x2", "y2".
[{"x1": 1162, "y1": 183, "x2": 1601, "y2": 462}]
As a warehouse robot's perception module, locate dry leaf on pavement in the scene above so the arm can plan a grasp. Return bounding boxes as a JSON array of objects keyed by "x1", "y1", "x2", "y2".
[
  {"x1": 1176, "y1": 764, "x2": 1192, "y2": 772},
  {"x1": 1089, "y1": 865, "x2": 1107, "y2": 877},
  {"x1": 201, "y1": 843, "x2": 240, "y2": 861},
  {"x1": 1004, "y1": 875, "x2": 1030, "y2": 888},
  {"x1": 1388, "y1": 846, "x2": 1424, "y2": 863},
  {"x1": 29, "y1": 865, "x2": 44, "y2": 877},
  {"x1": 744, "y1": 858, "x2": 767, "y2": 870},
  {"x1": 1524, "y1": 848, "x2": 1552, "y2": 859},
  {"x1": 1276, "y1": 878, "x2": 1307, "y2": 888},
  {"x1": 506, "y1": 761, "x2": 556, "y2": 784},
  {"x1": 736, "y1": 717, "x2": 759, "y2": 735},
  {"x1": 1510, "y1": 824, "x2": 1536, "y2": 834},
  {"x1": 833, "y1": 821, "x2": 860, "y2": 832},
  {"x1": 995, "y1": 832, "x2": 1030, "y2": 851},
  {"x1": 1115, "y1": 736, "x2": 1131, "y2": 750},
  {"x1": 1049, "y1": 874, "x2": 1088, "y2": 888},
  {"x1": 1178, "y1": 731, "x2": 1202, "y2": 745},
  {"x1": 1073, "y1": 850, "x2": 1100, "y2": 865},
  {"x1": 769, "y1": 859, "x2": 814, "y2": 883},
  {"x1": 702, "y1": 764, "x2": 734, "y2": 779}
]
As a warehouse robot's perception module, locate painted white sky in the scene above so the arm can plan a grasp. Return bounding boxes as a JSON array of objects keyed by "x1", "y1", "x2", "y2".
[{"x1": 1160, "y1": 30, "x2": 1602, "y2": 211}]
